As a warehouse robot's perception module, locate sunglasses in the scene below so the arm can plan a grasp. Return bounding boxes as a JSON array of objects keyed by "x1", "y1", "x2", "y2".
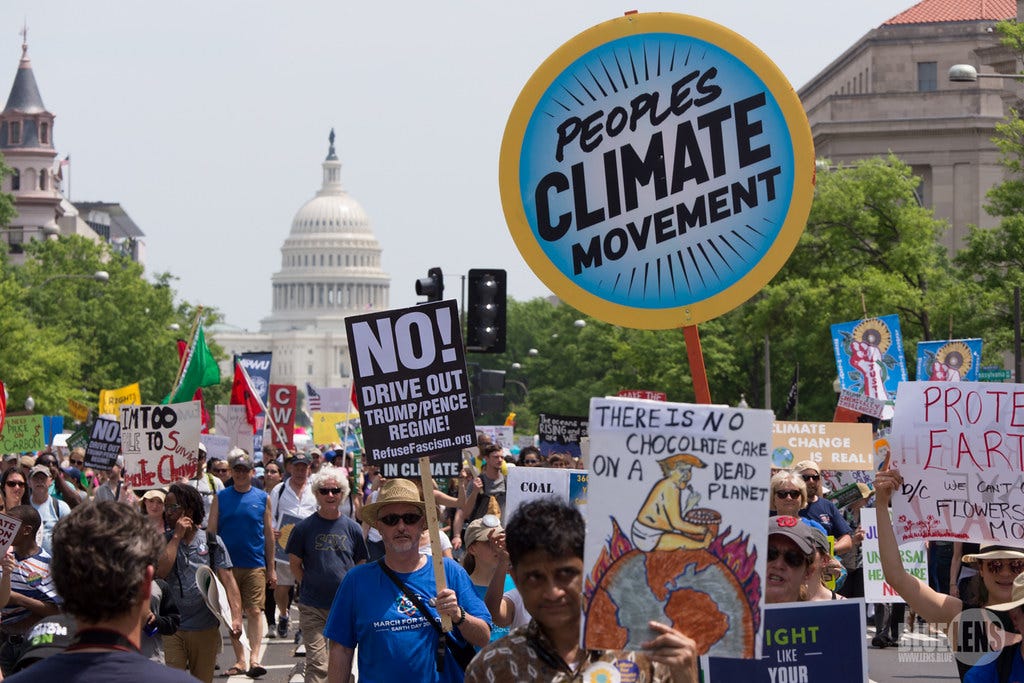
[
  {"x1": 986, "y1": 559, "x2": 1024, "y2": 574},
  {"x1": 5, "y1": 481, "x2": 24, "y2": 488},
  {"x1": 378, "y1": 513, "x2": 423, "y2": 527},
  {"x1": 69, "y1": 459, "x2": 84, "y2": 467},
  {"x1": 318, "y1": 487, "x2": 342, "y2": 495},
  {"x1": 768, "y1": 546, "x2": 808, "y2": 569},
  {"x1": 775, "y1": 490, "x2": 801, "y2": 500},
  {"x1": 801, "y1": 474, "x2": 820, "y2": 482}
]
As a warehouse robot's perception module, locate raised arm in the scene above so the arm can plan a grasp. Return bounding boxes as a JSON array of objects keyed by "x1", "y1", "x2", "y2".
[{"x1": 874, "y1": 470, "x2": 962, "y2": 623}]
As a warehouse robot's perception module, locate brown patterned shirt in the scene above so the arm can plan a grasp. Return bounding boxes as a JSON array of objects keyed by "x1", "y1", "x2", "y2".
[{"x1": 465, "y1": 620, "x2": 671, "y2": 683}]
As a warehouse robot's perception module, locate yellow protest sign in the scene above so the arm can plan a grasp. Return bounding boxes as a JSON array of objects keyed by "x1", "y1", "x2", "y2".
[
  {"x1": 98, "y1": 382, "x2": 141, "y2": 417},
  {"x1": 771, "y1": 421, "x2": 875, "y2": 470},
  {"x1": 67, "y1": 398, "x2": 90, "y2": 423},
  {"x1": 312, "y1": 412, "x2": 356, "y2": 445}
]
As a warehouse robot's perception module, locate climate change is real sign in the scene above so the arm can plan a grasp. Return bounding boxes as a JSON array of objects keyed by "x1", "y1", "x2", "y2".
[{"x1": 500, "y1": 13, "x2": 814, "y2": 329}]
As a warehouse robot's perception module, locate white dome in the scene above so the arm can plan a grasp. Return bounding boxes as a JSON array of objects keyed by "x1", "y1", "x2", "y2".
[{"x1": 290, "y1": 192, "x2": 371, "y2": 235}]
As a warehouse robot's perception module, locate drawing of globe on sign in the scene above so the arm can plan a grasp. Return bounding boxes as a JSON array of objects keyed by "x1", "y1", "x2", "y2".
[{"x1": 500, "y1": 13, "x2": 814, "y2": 329}]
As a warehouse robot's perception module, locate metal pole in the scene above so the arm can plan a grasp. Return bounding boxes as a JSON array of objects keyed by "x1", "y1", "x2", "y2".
[
  {"x1": 764, "y1": 335, "x2": 771, "y2": 410},
  {"x1": 1016, "y1": 287, "x2": 1022, "y2": 383}
]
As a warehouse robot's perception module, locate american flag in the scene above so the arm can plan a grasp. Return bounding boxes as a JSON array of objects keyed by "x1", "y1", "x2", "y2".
[{"x1": 306, "y1": 383, "x2": 350, "y2": 413}]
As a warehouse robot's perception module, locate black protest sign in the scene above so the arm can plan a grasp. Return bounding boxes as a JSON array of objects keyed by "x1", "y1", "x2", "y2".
[
  {"x1": 85, "y1": 415, "x2": 121, "y2": 471},
  {"x1": 538, "y1": 412, "x2": 588, "y2": 457},
  {"x1": 380, "y1": 453, "x2": 462, "y2": 481},
  {"x1": 346, "y1": 300, "x2": 476, "y2": 465}
]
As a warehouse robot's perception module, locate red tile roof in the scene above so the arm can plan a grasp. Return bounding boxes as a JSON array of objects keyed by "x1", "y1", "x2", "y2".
[{"x1": 884, "y1": 0, "x2": 1015, "y2": 25}]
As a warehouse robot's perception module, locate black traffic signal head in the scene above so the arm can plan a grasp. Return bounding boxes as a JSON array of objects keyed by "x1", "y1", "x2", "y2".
[
  {"x1": 467, "y1": 269, "x2": 507, "y2": 353},
  {"x1": 415, "y1": 267, "x2": 444, "y2": 302}
]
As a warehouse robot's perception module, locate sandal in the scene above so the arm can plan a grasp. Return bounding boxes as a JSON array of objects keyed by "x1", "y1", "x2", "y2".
[
  {"x1": 247, "y1": 665, "x2": 268, "y2": 678},
  {"x1": 221, "y1": 666, "x2": 246, "y2": 677}
]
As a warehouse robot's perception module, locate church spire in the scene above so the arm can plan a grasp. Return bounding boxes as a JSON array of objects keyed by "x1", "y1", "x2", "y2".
[{"x1": 4, "y1": 23, "x2": 47, "y2": 116}]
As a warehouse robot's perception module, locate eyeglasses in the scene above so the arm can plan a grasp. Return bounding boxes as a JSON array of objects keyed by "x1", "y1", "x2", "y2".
[
  {"x1": 378, "y1": 513, "x2": 423, "y2": 527},
  {"x1": 5, "y1": 481, "x2": 24, "y2": 488},
  {"x1": 801, "y1": 474, "x2": 820, "y2": 482},
  {"x1": 775, "y1": 490, "x2": 801, "y2": 500},
  {"x1": 318, "y1": 487, "x2": 342, "y2": 495},
  {"x1": 768, "y1": 546, "x2": 808, "y2": 569},
  {"x1": 986, "y1": 559, "x2": 1024, "y2": 574}
]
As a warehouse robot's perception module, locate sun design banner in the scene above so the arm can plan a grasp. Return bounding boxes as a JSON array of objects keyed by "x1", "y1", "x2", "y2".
[
  {"x1": 583, "y1": 396, "x2": 772, "y2": 659},
  {"x1": 831, "y1": 315, "x2": 907, "y2": 419},
  {"x1": 915, "y1": 338, "x2": 982, "y2": 382}
]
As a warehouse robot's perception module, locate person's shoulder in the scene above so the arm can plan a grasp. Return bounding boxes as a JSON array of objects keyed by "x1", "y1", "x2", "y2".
[{"x1": 465, "y1": 628, "x2": 531, "y2": 675}]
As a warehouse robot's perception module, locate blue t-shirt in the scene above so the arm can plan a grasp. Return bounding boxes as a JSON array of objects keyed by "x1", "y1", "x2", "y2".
[
  {"x1": 324, "y1": 557, "x2": 491, "y2": 683},
  {"x1": 471, "y1": 574, "x2": 515, "y2": 643},
  {"x1": 964, "y1": 646, "x2": 1024, "y2": 683},
  {"x1": 800, "y1": 497, "x2": 852, "y2": 539},
  {"x1": 285, "y1": 512, "x2": 368, "y2": 610},
  {"x1": 216, "y1": 486, "x2": 268, "y2": 568}
]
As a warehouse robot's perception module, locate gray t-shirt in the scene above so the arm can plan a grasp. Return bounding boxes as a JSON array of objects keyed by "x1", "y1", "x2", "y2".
[{"x1": 166, "y1": 530, "x2": 233, "y2": 631}]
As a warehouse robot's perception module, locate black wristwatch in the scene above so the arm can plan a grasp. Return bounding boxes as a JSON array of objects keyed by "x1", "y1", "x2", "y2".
[{"x1": 453, "y1": 605, "x2": 467, "y2": 626}]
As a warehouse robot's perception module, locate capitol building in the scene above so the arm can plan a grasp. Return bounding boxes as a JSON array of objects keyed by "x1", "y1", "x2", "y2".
[{"x1": 212, "y1": 131, "x2": 390, "y2": 389}]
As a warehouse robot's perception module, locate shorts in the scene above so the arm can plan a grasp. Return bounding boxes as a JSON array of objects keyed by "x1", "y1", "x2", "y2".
[
  {"x1": 232, "y1": 567, "x2": 267, "y2": 611},
  {"x1": 275, "y1": 558, "x2": 296, "y2": 587}
]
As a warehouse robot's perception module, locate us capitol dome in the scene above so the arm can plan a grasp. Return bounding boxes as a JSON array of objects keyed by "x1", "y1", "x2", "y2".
[{"x1": 214, "y1": 130, "x2": 390, "y2": 389}]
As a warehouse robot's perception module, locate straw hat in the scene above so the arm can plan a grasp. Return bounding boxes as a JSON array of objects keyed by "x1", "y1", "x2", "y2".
[
  {"x1": 988, "y1": 572, "x2": 1024, "y2": 612},
  {"x1": 362, "y1": 479, "x2": 425, "y2": 526},
  {"x1": 962, "y1": 542, "x2": 1024, "y2": 565}
]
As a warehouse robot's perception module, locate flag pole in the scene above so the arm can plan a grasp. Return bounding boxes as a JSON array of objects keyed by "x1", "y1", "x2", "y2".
[
  {"x1": 237, "y1": 361, "x2": 292, "y2": 459},
  {"x1": 170, "y1": 306, "x2": 204, "y2": 398}
]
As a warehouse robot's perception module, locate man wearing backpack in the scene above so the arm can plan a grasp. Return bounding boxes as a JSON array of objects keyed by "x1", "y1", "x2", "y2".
[
  {"x1": 28, "y1": 465, "x2": 70, "y2": 556},
  {"x1": 268, "y1": 452, "x2": 317, "y2": 638}
]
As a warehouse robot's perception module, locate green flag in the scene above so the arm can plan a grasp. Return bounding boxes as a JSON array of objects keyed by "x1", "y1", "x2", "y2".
[{"x1": 164, "y1": 324, "x2": 221, "y2": 404}]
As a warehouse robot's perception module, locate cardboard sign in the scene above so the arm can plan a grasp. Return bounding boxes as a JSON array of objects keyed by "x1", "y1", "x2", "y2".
[
  {"x1": 98, "y1": 382, "x2": 141, "y2": 417},
  {"x1": 85, "y1": 416, "x2": 121, "y2": 471},
  {"x1": 476, "y1": 425, "x2": 514, "y2": 449},
  {"x1": 583, "y1": 396, "x2": 772, "y2": 659},
  {"x1": 120, "y1": 401, "x2": 201, "y2": 490},
  {"x1": 0, "y1": 513, "x2": 22, "y2": 558},
  {"x1": 214, "y1": 405, "x2": 254, "y2": 453},
  {"x1": 0, "y1": 415, "x2": 45, "y2": 453},
  {"x1": 203, "y1": 434, "x2": 231, "y2": 461},
  {"x1": 831, "y1": 315, "x2": 907, "y2": 420},
  {"x1": 916, "y1": 339, "x2": 982, "y2": 382},
  {"x1": 268, "y1": 384, "x2": 296, "y2": 449},
  {"x1": 705, "y1": 600, "x2": 867, "y2": 682},
  {"x1": 860, "y1": 508, "x2": 927, "y2": 603},
  {"x1": 890, "y1": 381, "x2": 1024, "y2": 543},
  {"x1": 537, "y1": 413, "x2": 588, "y2": 458},
  {"x1": 499, "y1": 13, "x2": 814, "y2": 329},
  {"x1": 505, "y1": 466, "x2": 587, "y2": 522},
  {"x1": 346, "y1": 301, "x2": 476, "y2": 465},
  {"x1": 836, "y1": 388, "x2": 888, "y2": 419},
  {"x1": 275, "y1": 513, "x2": 303, "y2": 562},
  {"x1": 67, "y1": 398, "x2": 91, "y2": 423},
  {"x1": 771, "y1": 421, "x2": 874, "y2": 470}
]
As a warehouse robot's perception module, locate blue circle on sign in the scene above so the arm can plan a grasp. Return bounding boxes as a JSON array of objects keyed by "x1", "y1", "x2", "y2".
[{"x1": 518, "y1": 32, "x2": 795, "y2": 311}]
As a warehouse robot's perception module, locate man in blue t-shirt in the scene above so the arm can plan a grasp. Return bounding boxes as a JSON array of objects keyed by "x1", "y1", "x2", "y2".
[
  {"x1": 794, "y1": 460, "x2": 855, "y2": 555},
  {"x1": 209, "y1": 451, "x2": 275, "y2": 678},
  {"x1": 324, "y1": 478, "x2": 491, "y2": 683}
]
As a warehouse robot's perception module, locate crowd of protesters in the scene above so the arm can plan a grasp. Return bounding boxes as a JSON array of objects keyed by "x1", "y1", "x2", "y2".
[{"x1": 3, "y1": 429, "x2": 1023, "y2": 682}]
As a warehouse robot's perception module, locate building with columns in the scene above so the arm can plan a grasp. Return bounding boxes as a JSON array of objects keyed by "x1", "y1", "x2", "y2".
[
  {"x1": 213, "y1": 131, "x2": 391, "y2": 389},
  {"x1": 799, "y1": 0, "x2": 1019, "y2": 254}
]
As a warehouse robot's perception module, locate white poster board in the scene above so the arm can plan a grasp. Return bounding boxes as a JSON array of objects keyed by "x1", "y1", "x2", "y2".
[
  {"x1": 860, "y1": 508, "x2": 928, "y2": 603},
  {"x1": 505, "y1": 467, "x2": 587, "y2": 522},
  {"x1": 120, "y1": 401, "x2": 201, "y2": 489}
]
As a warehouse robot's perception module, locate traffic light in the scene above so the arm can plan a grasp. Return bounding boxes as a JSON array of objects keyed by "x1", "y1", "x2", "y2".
[
  {"x1": 466, "y1": 269, "x2": 507, "y2": 353},
  {"x1": 415, "y1": 267, "x2": 444, "y2": 302}
]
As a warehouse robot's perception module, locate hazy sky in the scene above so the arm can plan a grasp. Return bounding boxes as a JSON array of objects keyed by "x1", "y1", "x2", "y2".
[{"x1": 0, "y1": 1, "x2": 919, "y2": 330}]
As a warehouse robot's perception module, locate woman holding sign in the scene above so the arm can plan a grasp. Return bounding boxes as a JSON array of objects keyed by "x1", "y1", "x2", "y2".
[{"x1": 875, "y1": 470, "x2": 1023, "y2": 680}]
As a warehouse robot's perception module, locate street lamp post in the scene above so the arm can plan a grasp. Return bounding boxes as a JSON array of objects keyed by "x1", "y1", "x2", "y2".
[
  {"x1": 34, "y1": 270, "x2": 109, "y2": 289},
  {"x1": 949, "y1": 64, "x2": 1024, "y2": 82}
]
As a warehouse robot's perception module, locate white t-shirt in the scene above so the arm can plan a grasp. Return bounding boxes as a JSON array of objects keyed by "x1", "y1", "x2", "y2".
[
  {"x1": 503, "y1": 587, "x2": 532, "y2": 630},
  {"x1": 270, "y1": 478, "x2": 318, "y2": 528},
  {"x1": 418, "y1": 530, "x2": 453, "y2": 556}
]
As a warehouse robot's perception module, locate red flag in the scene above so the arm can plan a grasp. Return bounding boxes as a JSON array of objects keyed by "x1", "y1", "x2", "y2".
[
  {"x1": 231, "y1": 360, "x2": 261, "y2": 431},
  {"x1": 350, "y1": 384, "x2": 359, "y2": 412},
  {"x1": 0, "y1": 380, "x2": 6, "y2": 436},
  {"x1": 177, "y1": 340, "x2": 211, "y2": 432}
]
